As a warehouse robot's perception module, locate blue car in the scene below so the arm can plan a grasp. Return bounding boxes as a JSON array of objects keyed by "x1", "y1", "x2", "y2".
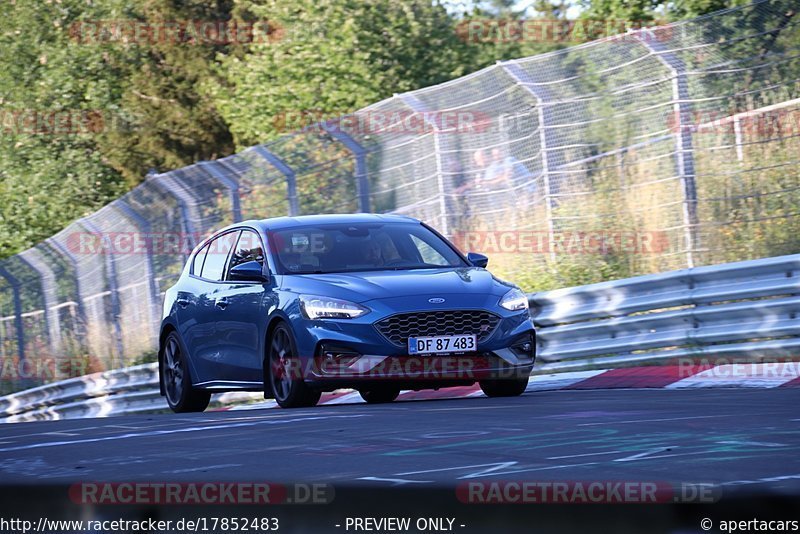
[{"x1": 158, "y1": 214, "x2": 535, "y2": 411}]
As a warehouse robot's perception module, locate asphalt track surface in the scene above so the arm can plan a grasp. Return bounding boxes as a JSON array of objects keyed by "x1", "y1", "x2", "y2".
[
  {"x1": 1, "y1": 388, "x2": 799, "y2": 533},
  {"x1": 1, "y1": 387, "x2": 799, "y2": 490}
]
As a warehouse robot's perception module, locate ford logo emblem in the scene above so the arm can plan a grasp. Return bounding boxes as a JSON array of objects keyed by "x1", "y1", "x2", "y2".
[{"x1": 428, "y1": 298, "x2": 446, "y2": 304}]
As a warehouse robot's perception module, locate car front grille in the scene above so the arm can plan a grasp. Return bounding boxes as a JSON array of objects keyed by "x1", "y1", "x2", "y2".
[{"x1": 374, "y1": 310, "x2": 501, "y2": 347}]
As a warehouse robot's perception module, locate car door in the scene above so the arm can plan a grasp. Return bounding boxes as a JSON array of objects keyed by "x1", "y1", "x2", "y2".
[
  {"x1": 212, "y1": 229, "x2": 270, "y2": 384},
  {"x1": 187, "y1": 230, "x2": 240, "y2": 384},
  {"x1": 176, "y1": 241, "x2": 210, "y2": 373}
]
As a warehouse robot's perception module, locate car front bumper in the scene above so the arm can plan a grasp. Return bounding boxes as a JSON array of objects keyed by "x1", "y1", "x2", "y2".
[{"x1": 289, "y1": 302, "x2": 535, "y2": 386}]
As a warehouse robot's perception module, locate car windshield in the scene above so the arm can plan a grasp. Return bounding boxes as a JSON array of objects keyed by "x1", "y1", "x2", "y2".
[{"x1": 269, "y1": 222, "x2": 467, "y2": 274}]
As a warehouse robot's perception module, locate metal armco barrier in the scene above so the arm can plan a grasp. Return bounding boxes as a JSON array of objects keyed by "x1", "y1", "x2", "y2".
[
  {"x1": 531, "y1": 254, "x2": 800, "y2": 372},
  {"x1": 0, "y1": 363, "x2": 160, "y2": 423},
  {"x1": 0, "y1": 362, "x2": 265, "y2": 423},
  {"x1": 1, "y1": 253, "x2": 799, "y2": 422},
  {"x1": 1, "y1": 0, "x2": 798, "y2": 377}
]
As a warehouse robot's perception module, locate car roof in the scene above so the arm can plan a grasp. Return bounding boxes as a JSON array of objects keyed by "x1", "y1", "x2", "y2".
[
  {"x1": 244, "y1": 213, "x2": 420, "y2": 232},
  {"x1": 195, "y1": 214, "x2": 422, "y2": 251}
]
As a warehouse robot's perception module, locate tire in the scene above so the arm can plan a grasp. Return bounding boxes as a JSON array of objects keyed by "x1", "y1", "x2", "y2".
[
  {"x1": 268, "y1": 323, "x2": 321, "y2": 409},
  {"x1": 359, "y1": 387, "x2": 400, "y2": 404},
  {"x1": 162, "y1": 331, "x2": 211, "y2": 413},
  {"x1": 479, "y1": 376, "x2": 529, "y2": 398}
]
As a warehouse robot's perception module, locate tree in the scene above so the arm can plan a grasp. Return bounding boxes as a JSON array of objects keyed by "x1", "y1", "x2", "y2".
[
  {"x1": 454, "y1": 0, "x2": 572, "y2": 71},
  {"x1": 0, "y1": 0, "x2": 237, "y2": 257},
  {"x1": 0, "y1": 0, "x2": 128, "y2": 257},
  {"x1": 668, "y1": 0, "x2": 752, "y2": 20},
  {"x1": 578, "y1": 0, "x2": 753, "y2": 22},
  {"x1": 207, "y1": 0, "x2": 472, "y2": 148},
  {"x1": 97, "y1": 0, "x2": 235, "y2": 185}
]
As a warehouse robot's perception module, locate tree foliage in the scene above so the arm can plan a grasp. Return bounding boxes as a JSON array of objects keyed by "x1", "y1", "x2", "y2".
[
  {"x1": 0, "y1": 0, "x2": 744, "y2": 258},
  {"x1": 0, "y1": 0, "x2": 128, "y2": 257},
  {"x1": 99, "y1": 0, "x2": 235, "y2": 184},
  {"x1": 208, "y1": 0, "x2": 472, "y2": 148}
]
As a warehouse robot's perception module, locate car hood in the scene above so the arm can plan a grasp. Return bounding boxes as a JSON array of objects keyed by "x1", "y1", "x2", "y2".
[{"x1": 281, "y1": 267, "x2": 514, "y2": 303}]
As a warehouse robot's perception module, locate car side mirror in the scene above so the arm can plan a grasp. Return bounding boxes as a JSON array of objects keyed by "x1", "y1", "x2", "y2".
[
  {"x1": 467, "y1": 252, "x2": 489, "y2": 268},
  {"x1": 229, "y1": 261, "x2": 269, "y2": 283}
]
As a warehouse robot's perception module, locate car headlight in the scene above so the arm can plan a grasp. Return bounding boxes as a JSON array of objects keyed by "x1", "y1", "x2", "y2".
[
  {"x1": 499, "y1": 288, "x2": 529, "y2": 312},
  {"x1": 299, "y1": 295, "x2": 369, "y2": 319}
]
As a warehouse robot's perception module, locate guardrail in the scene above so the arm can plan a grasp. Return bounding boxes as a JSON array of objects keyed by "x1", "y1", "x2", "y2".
[
  {"x1": 531, "y1": 254, "x2": 800, "y2": 373},
  {"x1": 2, "y1": 253, "x2": 799, "y2": 422},
  {"x1": 0, "y1": 363, "x2": 263, "y2": 423},
  {"x1": 0, "y1": 363, "x2": 161, "y2": 423}
]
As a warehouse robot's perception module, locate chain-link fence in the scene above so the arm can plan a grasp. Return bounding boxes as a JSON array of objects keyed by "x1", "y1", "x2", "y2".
[{"x1": 1, "y1": 0, "x2": 798, "y2": 392}]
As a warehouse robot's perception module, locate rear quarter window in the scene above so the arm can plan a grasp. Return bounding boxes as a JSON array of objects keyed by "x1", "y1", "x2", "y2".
[{"x1": 191, "y1": 244, "x2": 210, "y2": 276}]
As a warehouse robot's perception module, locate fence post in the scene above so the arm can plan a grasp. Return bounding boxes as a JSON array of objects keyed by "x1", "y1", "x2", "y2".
[
  {"x1": 46, "y1": 238, "x2": 88, "y2": 346},
  {"x1": 117, "y1": 200, "x2": 161, "y2": 347},
  {"x1": 733, "y1": 117, "x2": 744, "y2": 161},
  {"x1": 252, "y1": 146, "x2": 300, "y2": 216},
  {"x1": 635, "y1": 32, "x2": 699, "y2": 268},
  {"x1": 0, "y1": 264, "x2": 25, "y2": 370},
  {"x1": 198, "y1": 161, "x2": 243, "y2": 223},
  {"x1": 321, "y1": 120, "x2": 371, "y2": 213},
  {"x1": 162, "y1": 169, "x2": 214, "y2": 237},
  {"x1": 398, "y1": 93, "x2": 450, "y2": 237},
  {"x1": 18, "y1": 250, "x2": 60, "y2": 355},
  {"x1": 147, "y1": 175, "x2": 198, "y2": 259},
  {"x1": 499, "y1": 60, "x2": 557, "y2": 261},
  {"x1": 82, "y1": 219, "x2": 125, "y2": 368}
]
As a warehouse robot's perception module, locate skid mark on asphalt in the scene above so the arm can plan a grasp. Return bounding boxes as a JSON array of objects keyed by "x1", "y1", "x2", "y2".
[
  {"x1": 165, "y1": 463, "x2": 243, "y2": 474},
  {"x1": 0, "y1": 458, "x2": 49, "y2": 477},
  {"x1": 372, "y1": 425, "x2": 800, "y2": 483},
  {"x1": 546, "y1": 450, "x2": 626, "y2": 460},
  {"x1": 0, "y1": 414, "x2": 369, "y2": 453},
  {"x1": 356, "y1": 461, "x2": 606, "y2": 484},
  {"x1": 357, "y1": 477, "x2": 434, "y2": 486},
  {"x1": 1, "y1": 421, "x2": 190, "y2": 442},
  {"x1": 722, "y1": 474, "x2": 800, "y2": 487},
  {"x1": 716, "y1": 440, "x2": 788, "y2": 447},
  {"x1": 397, "y1": 462, "x2": 519, "y2": 478},
  {"x1": 0, "y1": 457, "x2": 91, "y2": 480},
  {"x1": 614, "y1": 447, "x2": 677, "y2": 462},
  {"x1": 577, "y1": 414, "x2": 743, "y2": 426},
  {"x1": 0, "y1": 411, "x2": 353, "y2": 446}
]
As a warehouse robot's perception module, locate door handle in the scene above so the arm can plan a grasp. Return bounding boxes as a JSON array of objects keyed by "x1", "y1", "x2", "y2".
[
  {"x1": 215, "y1": 297, "x2": 229, "y2": 310},
  {"x1": 176, "y1": 298, "x2": 191, "y2": 308}
]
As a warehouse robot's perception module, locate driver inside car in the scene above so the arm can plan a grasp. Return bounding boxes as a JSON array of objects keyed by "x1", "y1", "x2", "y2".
[{"x1": 362, "y1": 238, "x2": 384, "y2": 267}]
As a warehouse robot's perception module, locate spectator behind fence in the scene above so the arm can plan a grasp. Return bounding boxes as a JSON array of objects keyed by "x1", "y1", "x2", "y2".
[
  {"x1": 485, "y1": 147, "x2": 534, "y2": 193},
  {"x1": 453, "y1": 148, "x2": 534, "y2": 227}
]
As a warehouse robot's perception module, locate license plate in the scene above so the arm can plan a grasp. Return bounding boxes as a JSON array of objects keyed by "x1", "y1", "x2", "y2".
[{"x1": 408, "y1": 334, "x2": 477, "y2": 355}]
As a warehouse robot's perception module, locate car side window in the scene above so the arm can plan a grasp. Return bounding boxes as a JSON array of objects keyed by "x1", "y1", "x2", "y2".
[
  {"x1": 409, "y1": 235, "x2": 449, "y2": 266},
  {"x1": 226, "y1": 229, "x2": 265, "y2": 280},
  {"x1": 200, "y1": 231, "x2": 239, "y2": 281},
  {"x1": 191, "y1": 243, "x2": 210, "y2": 276}
]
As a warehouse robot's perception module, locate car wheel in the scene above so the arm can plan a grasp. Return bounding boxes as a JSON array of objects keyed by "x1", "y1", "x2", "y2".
[
  {"x1": 359, "y1": 387, "x2": 400, "y2": 404},
  {"x1": 162, "y1": 331, "x2": 211, "y2": 413},
  {"x1": 268, "y1": 323, "x2": 321, "y2": 409},
  {"x1": 479, "y1": 376, "x2": 529, "y2": 398}
]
